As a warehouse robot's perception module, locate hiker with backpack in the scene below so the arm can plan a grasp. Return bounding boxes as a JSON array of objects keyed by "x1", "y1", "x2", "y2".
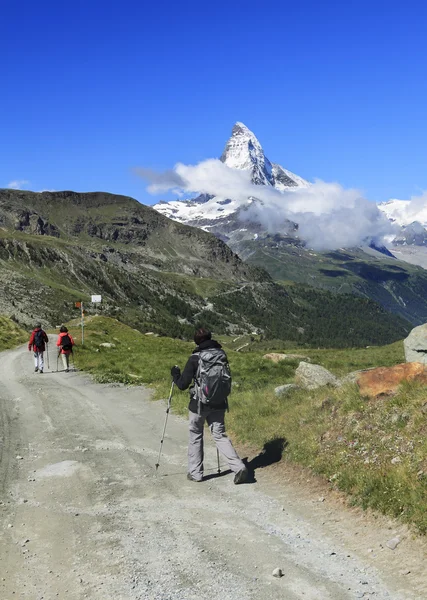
[
  {"x1": 171, "y1": 327, "x2": 248, "y2": 484},
  {"x1": 28, "y1": 323, "x2": 49, "y2": 374},
  {"x1": 56, "y1": 326, "x2": 75, "y2": 372}
]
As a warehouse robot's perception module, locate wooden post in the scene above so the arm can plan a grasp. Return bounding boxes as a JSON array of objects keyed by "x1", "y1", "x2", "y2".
[{"x1": 81, "y1": 301, "x2": 84, "y2": 345}]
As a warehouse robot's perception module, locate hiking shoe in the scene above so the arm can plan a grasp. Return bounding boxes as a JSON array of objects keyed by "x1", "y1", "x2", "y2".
[
  {"x1": 65, "y1": 369, "x2": 69, "y2": 373},
  {"x1": 34, "y1": 367, "x2": 38, "y2": 372},
  {"x1": 39, "y1": 370, "x2": 43, "y2": 374},
  {"x1": 234, "y1": 467, "x2": 248, "y2": 485},
  {"x1": 187, "y1": 473, "x2": 203, "y2": 482}
]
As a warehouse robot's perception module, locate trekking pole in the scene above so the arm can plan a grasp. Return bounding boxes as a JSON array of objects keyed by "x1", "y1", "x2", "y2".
[
  {"x1": 57, "y1": 351, "x2": 59, "y2": 372},
  {"x1": 216, "y1": 448, "x2": 221, "y2": 474},
  {"x1": 46, "y1": 343, "x2": 50, "y2": 370},
  {"x1": 155, "y1": 381, "x2": 175, "y2": 472}
]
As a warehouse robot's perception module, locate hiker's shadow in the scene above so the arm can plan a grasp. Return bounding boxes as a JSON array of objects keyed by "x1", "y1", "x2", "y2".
[
  {"x1": 203, "y1": 469, "x2": 232, "y2": 482},
  {"x1": 202, "y1": 437, "x2": 287, "y2": 484},
  {"x1": 244, "y1": 437, "x2": 287, "y2": 484}
]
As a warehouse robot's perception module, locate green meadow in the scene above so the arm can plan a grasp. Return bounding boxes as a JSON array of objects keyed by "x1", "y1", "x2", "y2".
[
  {"x1": 60, "y1": 316, "x2": 427, "y2": 534},
  {"x1": 0, "y1": 316, "x2": 28, "y2": 351}
]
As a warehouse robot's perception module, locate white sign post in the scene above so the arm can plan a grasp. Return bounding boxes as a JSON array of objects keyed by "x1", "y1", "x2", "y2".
[{"x1": 91, "y1": 294, "x2": 102, "y2": 316}]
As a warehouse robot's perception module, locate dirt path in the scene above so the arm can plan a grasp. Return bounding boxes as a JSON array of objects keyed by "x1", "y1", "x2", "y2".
[{"x1": 0, "y1": 342, "x2": 426, "y2": 600}]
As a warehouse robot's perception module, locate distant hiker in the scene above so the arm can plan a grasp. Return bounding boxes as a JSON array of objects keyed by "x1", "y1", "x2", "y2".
[
  {"x1": 28, "y1": 323, "x2": 49, "y2": 374},
  {"x1": 56, "y1": 326, "x2": 75, "y2": 372},
  {"x1": 171, "y1": 327, "x2": 248, "y2": 484}
]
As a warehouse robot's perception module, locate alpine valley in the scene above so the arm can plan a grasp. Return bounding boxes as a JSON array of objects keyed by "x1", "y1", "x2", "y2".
[
  {"x1": 0, "y1": 188, "x2": 411, "y2": 347},
  {"x1": 154, "y1": 122, "x2": 427, "y2": 327}
]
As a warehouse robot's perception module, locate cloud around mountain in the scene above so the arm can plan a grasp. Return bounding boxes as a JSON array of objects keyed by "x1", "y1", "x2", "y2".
[
  {"x1": 380, "y1": 191, "x2": 427, "y2": 228},
  {"x1": 137, "y1": 158, "x2": 396, "y2": 250}
]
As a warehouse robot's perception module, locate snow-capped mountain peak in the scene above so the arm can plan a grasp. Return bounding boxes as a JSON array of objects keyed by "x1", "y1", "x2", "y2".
[
  {"x1": 220, "y1": 122, "x2": 274, "y2": 186},
  {"x1": 378, "y1": 199, "x2": 427, "y2": 228},
  {"x1": 377, "y1": 198, "x2": 427, "y2": 249},
  {"x1": 218, "y1": 121, "x2": 309, "y2": 190},
  {"x1": 153, "y1": 121, "x2": 309, "y2": 230}
]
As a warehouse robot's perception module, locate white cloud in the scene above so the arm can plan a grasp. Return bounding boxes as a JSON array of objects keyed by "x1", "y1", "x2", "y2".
[
  {"x1": 7, "y1": 179, "x2": 30, "y2": 190},
  {"x1": 137, "y1": 159, "x2": 397, "y2": 251},
  {"x1": 244, "y1": 180, "x2": 397, "y2": 250},
  {"x1": 398, "y1": 191, "x2": 427, "y2": 221}
]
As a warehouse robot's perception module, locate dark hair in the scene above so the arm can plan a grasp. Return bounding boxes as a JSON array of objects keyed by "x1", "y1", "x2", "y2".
[
  {"x1": 35, "y1": 323, "x2": 42, "y2": 329},
  {"x1": 60, "y1": 326, "x2": 68, "y2": 333},
  {"x1": 194, "y1": 327, "x2": 211, "y2": 346}
]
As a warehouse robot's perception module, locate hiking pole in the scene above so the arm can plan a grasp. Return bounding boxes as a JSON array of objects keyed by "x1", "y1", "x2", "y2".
[
  {"x1": 216, "y1": 448, "x2": 221, "y2": 474},
  {"x1": 46, "y1": 343, "x2": 50, "y2": 370},
  {"x1": 57, "y1": 351, "x2": 59, "y2": 372},
  {"x1": 155, "y1": 381, "x2": 175, "y2": 473}
]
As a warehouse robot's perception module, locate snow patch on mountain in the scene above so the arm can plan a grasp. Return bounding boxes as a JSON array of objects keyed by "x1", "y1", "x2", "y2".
[
  {"x1": 378, "y1": 195, "x2": 427, "y2": 228},
  {"x1": 155, "y1": 195, "x2": 253, "y2": 225},
  {"x1": 272, "y1": 163, "x2": 309, "y2": 190}
]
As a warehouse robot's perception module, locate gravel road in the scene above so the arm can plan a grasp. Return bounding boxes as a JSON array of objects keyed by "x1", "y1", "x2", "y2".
[{"x1": 0, "y1": 342, "x2": 426, "y2": 600}]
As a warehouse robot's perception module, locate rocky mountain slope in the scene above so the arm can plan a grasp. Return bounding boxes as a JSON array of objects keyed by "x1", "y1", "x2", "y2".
[
  {"x1": 0, "y1": 189, "x2": 262, "y2": 333},
  {"x1": 153, "y1": 124, "x2": 427, "y2": 326},
  {"x1": 0, "y1": 189, "x2": 409, "y2": 347},
  {"x1": 376, "y1": 199, "x2": 427, "y2": 268}
]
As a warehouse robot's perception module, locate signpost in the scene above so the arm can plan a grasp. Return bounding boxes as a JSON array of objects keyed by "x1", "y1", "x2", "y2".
[
  {"x1": 74, "y1": 295, "x2": 101, "y2": 344},
  {"x1": 91, "y1": 294, "x2": 102, "y2": 315},
  {"x1": 75, "y1": 301, "x2": 84, "y2": 344}
]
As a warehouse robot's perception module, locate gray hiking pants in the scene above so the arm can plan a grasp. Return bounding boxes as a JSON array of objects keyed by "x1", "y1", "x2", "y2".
[{"x1": 188, "y1": 409, "x2": 245, "y2": 481}]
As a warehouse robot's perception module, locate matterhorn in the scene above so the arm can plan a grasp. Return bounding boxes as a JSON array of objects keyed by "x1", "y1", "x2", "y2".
[{"x1": 153, "y1": 122, "x2": 308, "y2": 237}]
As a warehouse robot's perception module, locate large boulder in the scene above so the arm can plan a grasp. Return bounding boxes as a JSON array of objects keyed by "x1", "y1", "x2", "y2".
[
  {"x1": 295, "y1": 362, "x2": 339, "y2": 390},
  {"x1": 404, "y1": 324, "x2": 427, "y2": 364},
  {"x1": 356, "y1": 362, "x2": 427, "y2": 398},
  {"x1": 263, "y1": 353, "x2": 309, "y2": 363},
  {"x1": 274, "y1": 384, "x2": 300, "y2": 397}
]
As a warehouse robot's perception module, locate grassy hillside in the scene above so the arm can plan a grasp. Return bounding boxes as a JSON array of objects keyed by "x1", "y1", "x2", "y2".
[
  {"x1": 211, "y1": 282, "x2": 410, "y2": 347},
  {"x1": 0, "y1": 316, "x2": 28, "y2": 351},
  {"x1": 67, "y1": 317, "x2": 426, "y2": 534},
  {"x1": 235, "y1": 237, "x2": 427, "y2": 325},
  {"x1": 0, "y1": 189, "x2": 411, "y2": 347}
]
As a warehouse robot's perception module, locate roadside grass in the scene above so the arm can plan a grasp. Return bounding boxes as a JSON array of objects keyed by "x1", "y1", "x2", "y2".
[
  {"x1": 227, "y1": 381, "x2": 427, "y2": 533},
  {"x1": 0, "y1": 316, "x2": 28, "y2": 351},
  {"x1": 69, "y1": 316, "x2": 427, "y2": 534},
  {"x1": 238, "y1": 339, "x2": 405, "y2": 375},
  {"x1": 66, "y1": 317, "x2": 298, "y2": 412}
]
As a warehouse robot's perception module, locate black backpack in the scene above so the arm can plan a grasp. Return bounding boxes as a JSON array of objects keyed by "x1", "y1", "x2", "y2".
[
  {"x1": 34, "y1": 330, "x2": 45, "y2": 349},
  {"x1": 61, "y1": 334, "x2": 72, "y2": 351},
  {"x1": 194, "y1": 348, "x2": 232, "y2": 409}
]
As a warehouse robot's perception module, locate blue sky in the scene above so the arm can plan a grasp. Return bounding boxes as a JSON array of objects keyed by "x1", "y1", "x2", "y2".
[{"x1": 1, "y1": 0, "x2": 426, "y2": 204}]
